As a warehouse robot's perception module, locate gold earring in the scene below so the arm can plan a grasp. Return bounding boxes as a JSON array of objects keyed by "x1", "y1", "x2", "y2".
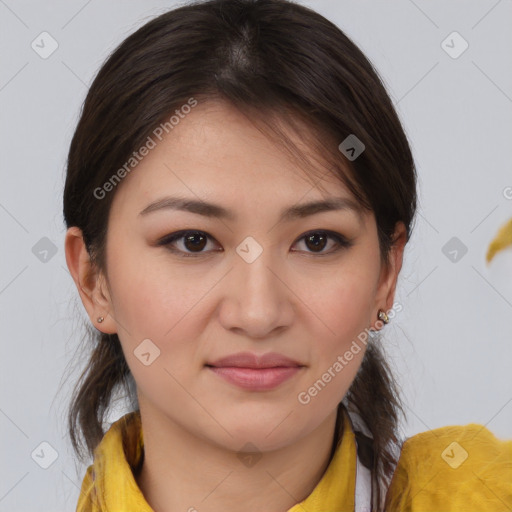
[
  {"x1": 97, "y1": 317, "x2": 104, "y2": 323},
  {"x1": 377, "y1": 309, "x2": 389, "y2": 324}
]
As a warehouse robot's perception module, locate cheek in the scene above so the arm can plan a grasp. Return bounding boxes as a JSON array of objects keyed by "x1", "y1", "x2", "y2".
[
  {"x1": 106, "y1": 235, "x2": 200, "y2": 334},
  {"x1": 105, "y1": 244, "x2": 213, "y2": 379},
  {"x1": 106, "y1": 261, "x2": 203, "y2": 402},
  {"x1": 307, "y1": 267, "x2": 375, "y2": 348},
  {"x1": 297, "y1": 267, "x2": 374, "y2": 401}
]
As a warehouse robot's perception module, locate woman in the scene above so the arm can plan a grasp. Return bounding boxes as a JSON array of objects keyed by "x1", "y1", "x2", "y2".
[{"x1": 63, "y1": 0, "x2": 512, "y2": 510}]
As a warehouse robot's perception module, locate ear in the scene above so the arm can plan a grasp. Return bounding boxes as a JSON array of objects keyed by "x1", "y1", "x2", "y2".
[
  {"x1": 370, "y1": 221, "x2": 407, "y2": 330},
  {"x1": 64, "y1": 226, "x2": 117, "y2": 334}
]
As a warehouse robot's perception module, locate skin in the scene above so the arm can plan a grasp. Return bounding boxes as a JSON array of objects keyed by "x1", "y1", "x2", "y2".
[{"x1": 65, "y1": 100, "x2": 406, "y2": 512}]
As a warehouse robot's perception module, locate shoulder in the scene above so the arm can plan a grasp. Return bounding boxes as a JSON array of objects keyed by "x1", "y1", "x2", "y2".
[{"x1": 384, "y1": 422, "x2": 512, "y2": 511}]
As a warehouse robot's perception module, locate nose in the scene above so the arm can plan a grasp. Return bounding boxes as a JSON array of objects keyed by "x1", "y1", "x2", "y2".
[{"x1": 217, "y1": 247, "x2": 295, "y2": 339}]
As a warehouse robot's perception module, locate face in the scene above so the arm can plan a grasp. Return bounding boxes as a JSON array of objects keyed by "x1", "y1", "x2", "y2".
[{"x1": 70, "y1": 100, "x2": 404, "y2": 452}]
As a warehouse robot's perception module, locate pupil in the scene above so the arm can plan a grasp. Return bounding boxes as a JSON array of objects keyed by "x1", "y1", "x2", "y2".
[
  {"x1": 306, "y1": 233, "x2": 326, "y2": 252},
  {"x1": 185, "y1": 232, "x2": 206, "y2": 251}
]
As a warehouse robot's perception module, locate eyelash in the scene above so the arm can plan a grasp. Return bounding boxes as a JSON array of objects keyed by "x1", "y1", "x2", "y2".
[{"x1": 156, "y1": 229, "x2": 353, "y2": 258}]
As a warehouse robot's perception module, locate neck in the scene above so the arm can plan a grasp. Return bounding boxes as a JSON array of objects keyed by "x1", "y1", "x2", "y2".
[{"x1": 134, "y1": 401, "x2": 340, "y2": 512}]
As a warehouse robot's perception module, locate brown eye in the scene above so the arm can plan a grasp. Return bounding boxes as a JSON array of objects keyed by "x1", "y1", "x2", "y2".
[
  {"x1": 292, "y1": 230, "x2": 352, "y2": 256},
  {"x1": 158, "y1": 230, "x2": 219, "y2": 257},
  {"x1": 157, "y1": 229, "x2": 352, "y2": 258},
  {"x1": 182, "y1": 231, "x2": 208, "y2": 251},
  {"x1": 304, "y1": 232, "x2": 328, "y2": 252}
]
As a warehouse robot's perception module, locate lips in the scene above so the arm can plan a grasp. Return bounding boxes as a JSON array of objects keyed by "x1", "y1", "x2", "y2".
[
  {"x1": 206, "y1": 351, "x2": 303, "y2": 369},
  {"x1": 205, "y1": 352, "x2": 304, "y2": 391}
]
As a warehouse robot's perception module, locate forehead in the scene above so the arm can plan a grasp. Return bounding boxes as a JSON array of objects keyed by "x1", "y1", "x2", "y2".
[{"x1": 109, "y1": 100, "x2": 361, "y2": 219}]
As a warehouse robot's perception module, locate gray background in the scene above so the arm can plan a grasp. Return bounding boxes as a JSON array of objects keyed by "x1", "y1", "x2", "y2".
[{"x1": 1, "y1": 1, "x2": 511, "y2": 510}]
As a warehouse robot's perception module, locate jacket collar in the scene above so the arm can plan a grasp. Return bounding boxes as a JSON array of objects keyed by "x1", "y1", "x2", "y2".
[{"x1": 78, "y1": 407, "x2": 359, "y2": 511}]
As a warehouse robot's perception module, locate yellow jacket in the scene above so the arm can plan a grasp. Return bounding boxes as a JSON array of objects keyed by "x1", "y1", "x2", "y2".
[{"x1": 76, "y1": 408, "x2": 512, "y2": 511}]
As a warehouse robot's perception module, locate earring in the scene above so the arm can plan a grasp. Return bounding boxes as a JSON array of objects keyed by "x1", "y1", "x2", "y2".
[
  {"x1": 97, "y1": 317, "x2": 104, "y2": 323},
  {"x1": 377, "y1": 309, "x2": 389, "y2": 324}
]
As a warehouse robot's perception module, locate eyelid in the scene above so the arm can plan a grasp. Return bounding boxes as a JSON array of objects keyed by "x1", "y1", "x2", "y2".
[{"x1": 157, "y1": 229, "x2": 353, "y2": 257}]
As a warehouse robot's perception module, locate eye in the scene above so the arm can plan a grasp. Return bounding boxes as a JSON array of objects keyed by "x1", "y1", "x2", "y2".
[
  {"x1": 291, "y1": 230, "x2": 353, "y2": 256},
  {"x1": 157, "y1": 230, "x2": 221, "y2": 257},
  {"x1": 157, "y1": 229, "x2": 353, "y2": 258}
]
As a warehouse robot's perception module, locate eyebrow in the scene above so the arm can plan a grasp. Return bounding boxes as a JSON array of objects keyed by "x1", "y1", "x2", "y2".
[{"x1": 139, "y1": 195, "x2": 364, "y2": 223}]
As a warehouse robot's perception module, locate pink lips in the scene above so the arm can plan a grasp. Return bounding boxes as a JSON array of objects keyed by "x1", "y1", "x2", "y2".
[{"x1": 206, "y1": 351, "x2": 304, "y2": 391}]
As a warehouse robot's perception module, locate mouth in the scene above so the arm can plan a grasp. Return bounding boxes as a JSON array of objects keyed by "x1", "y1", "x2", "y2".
[
  {"x1": 205, "y1": 351, "x2": 305, "y2": 390},
  {"x1": 206, "y1": 365, "x2": 303, "y2": 391}
]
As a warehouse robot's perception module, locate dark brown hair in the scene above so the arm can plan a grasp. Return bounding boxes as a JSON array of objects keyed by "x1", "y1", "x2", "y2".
[{"x1": 63, "y1": 1, "x2": 417, "y2": 510}]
